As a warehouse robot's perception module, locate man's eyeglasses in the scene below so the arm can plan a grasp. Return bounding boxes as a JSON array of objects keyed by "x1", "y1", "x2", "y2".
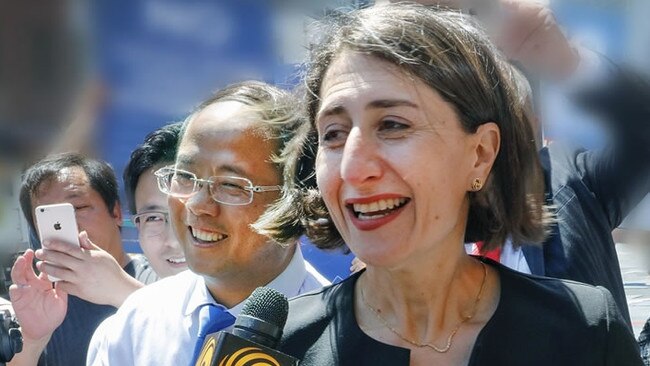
[
  {"x1": 154, "y1": 166, "x2": 281, "y2": 206},
  {"x1": 131, "y1": 211, "x2": 170, "y2": 238}
]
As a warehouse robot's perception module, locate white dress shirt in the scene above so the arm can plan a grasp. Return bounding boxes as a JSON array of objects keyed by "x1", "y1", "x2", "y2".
[{"x1": 87, "y1": 244, "x2": 328, "y2": 366}]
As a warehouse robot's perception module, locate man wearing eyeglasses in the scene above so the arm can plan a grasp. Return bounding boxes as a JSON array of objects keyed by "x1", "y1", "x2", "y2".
[
  {"x1": 87, "y1": 81, "x2": 329, "y2": 366},
  {"x1": 123, "y1": 122, "x2": 187, "y2": 279}
]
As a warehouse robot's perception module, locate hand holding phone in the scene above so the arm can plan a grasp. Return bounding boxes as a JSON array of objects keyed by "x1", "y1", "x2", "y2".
[{"x1": 34, "y1": 203, "x2": 80, "y2": 281}]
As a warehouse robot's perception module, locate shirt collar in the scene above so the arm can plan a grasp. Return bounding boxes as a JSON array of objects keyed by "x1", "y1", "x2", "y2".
[
  {"x1": 183, "y1": 244, "x2": 307, "y2": 317},
  {"x1": 261, "y1": 244, "x2": 307, "y2": 299},
  {"x1": 184, "y1": 273, "x2": 221, "y2": 317}
]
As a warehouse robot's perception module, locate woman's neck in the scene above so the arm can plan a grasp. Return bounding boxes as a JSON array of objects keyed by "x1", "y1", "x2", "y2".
[
  {"x1": 361, "y1": 252, "x2": 476, "y2": 316},
  {"x1": 356, "y1": 249, "x2": 492, "y2": 348}
]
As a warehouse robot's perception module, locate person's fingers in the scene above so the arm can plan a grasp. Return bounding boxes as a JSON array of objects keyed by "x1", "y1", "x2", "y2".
[
  {"x1": 512, "y1": 7, "x2": 554, "y2": 61},
  {"x1": 36, "y1": 261, "x2": 75, "y2": 283},
  {"x1": 10, "y1": 253, "x2": 30, "y2": 286},
  {"x1": 512, "y1": 10, "x2": 545, "y2": 57},
  {"x1": 11, "y1": 250, "x2": 54, "y2": 293},
  {"x1": 53, "y1": 280, "x2": 77, "y2": 298},
  {"x1": 11, "y1": 250, "x2": 44, "y2": 284},
  {"x1": 35, "y1": 248, "x2": 82, "y2": 271},
  {"x1": 498, "y1": 2, "x2": 545, "y2": 58},
  {"x1": 8, "y1": 283, "x2": 31, "y2": 304},
  {"x1": 52, "y1": 282, "x2": 70, "y2": 299},
  {"x1": 40, "y1": 238, "x2": 84, "y2": 258},
  {"x1": 23, "y1": 249, "x2": 34, "y2": 261},
  {"x1": 513, "y1": 12, "x2": 552, "y2": 64},
  {"x1": 511, "y1": 9, "x2": 577, "y2": 78},
  {"x1": 79, "y1": 231, "x2": 100, "y2": 250}
]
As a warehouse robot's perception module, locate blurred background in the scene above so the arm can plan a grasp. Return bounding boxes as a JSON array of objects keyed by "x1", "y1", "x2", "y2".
[{"x1": 0, "y1": 0, "x2": 648, "y2": 320}]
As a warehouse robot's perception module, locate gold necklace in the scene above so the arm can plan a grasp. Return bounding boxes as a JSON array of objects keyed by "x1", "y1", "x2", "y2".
[{"x1": 359, "y1": 260, "x2": 487, "y2": 353}]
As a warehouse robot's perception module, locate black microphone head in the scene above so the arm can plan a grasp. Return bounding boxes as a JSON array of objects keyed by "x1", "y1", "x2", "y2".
[
  {"x1": 233, "y1": 287, "x2": 289, "y2": 348},
  {"x1": 195, "y1": 288, "x2": 298, "y2": 366},
  {"x1": 240, "y1": 287, "x2": 289, "y2": 330}
]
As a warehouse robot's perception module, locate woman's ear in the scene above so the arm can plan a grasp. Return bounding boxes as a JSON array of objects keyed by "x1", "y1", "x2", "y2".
[{"x1": 469, "y1": 122, "x2": 500, "y2": 187}]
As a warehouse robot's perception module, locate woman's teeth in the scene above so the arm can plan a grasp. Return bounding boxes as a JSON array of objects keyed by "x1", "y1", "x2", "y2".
[{"x1": 352, "y1": 198, "x2": 408, "y2": 219}]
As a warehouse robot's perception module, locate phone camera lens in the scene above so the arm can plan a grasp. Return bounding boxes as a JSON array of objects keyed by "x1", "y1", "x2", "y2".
[{"x1": 40, "y1": 208, "x2": 44, "y2": 213}]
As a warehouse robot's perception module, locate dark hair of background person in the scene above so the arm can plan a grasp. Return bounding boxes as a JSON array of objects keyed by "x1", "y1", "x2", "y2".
[
  {"x1": 123, "y1": 122, "x2": 182, "y2": 215},
  {"x1": 18, "y1": 152, "x2": 120, "y2": 232},
  {"x1": 255, "y1": 4, "x2": 552, "y2": 251}
]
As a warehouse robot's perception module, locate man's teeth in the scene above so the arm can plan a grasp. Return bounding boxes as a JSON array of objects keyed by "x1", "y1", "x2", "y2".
[
  {"x1": 190, "y1": 227, "x2": 226, "y2": 242},
  {"x1": 167, "y1": 257, "x2": 186, "y2": 264},
  {"x1": 353, "y1": 198, "x2": 408, "y2": 215}
]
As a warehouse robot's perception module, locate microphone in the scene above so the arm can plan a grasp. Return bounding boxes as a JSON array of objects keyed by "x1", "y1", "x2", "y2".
[{"x1": 194, "y1": 287, "x2": 298, "y2": 366}]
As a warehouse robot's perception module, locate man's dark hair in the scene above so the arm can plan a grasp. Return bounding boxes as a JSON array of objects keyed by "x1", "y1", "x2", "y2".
[
  {"x1": 123, "y1": 123, "x2": 182, "y2": 214},
  {"x1": 19, "y1": 152, "x2": 120, "y2": 232}
]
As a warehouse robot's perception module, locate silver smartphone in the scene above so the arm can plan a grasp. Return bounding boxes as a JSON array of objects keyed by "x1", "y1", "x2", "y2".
[{"x1": 34, "y1": 203, "x2": 80, "y2": 282}]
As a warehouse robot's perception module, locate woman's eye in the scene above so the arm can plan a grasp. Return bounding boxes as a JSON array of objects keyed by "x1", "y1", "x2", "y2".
[
  {"x1": 378, "y1": 119, "x2": 408, "y2": 132},
  {"x1": 322, "y1": 130, "x2": 345, "y2": 142},
  {"x1": 319, "y1": 125, "x2": 349, "y2": 147}
]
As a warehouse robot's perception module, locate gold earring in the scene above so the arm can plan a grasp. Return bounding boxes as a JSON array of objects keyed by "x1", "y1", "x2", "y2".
[{"x1": 471, "y1": 178, "x2": 483, "y2": 192}]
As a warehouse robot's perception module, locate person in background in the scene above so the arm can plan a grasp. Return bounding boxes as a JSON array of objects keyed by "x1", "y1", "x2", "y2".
[
  {"x1": 87, "y1": 81, "x2": 329, "y2": 366},
  {"x1": 123, "y1": 122, "x2": 187, "y2": 279},
  {"x1": 9, "y1": 153, "x2": 156, "y2": 366},
  {"x1": 257, "y1": 4, "x2": 642, "y2": 364}
]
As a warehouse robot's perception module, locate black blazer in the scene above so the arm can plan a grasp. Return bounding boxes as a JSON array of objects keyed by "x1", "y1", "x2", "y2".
[{"x1": 281, "y1": 260, "x2": 643, "y2": 366}]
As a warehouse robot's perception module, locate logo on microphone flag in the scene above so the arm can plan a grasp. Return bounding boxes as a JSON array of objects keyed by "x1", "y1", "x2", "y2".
[
  {"x1": 218, "y1": 346, "x2": 280, "y2": 366},
  {"x1": 195, "y1": 338, "x2": 217, "y2": 366},
  {"x1": 194, "y1": 331, "x2": 296, "y2": 366}
]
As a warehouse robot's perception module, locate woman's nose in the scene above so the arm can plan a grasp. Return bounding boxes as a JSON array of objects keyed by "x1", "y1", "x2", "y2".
[{"x1": 340, "y1": 128, "x2": 383, "y2": 187}]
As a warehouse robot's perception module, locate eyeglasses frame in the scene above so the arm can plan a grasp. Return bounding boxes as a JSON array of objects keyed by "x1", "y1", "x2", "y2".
[
  {"x1": 153, "y1": 166, "x2": 282, "y2": 206},
  {"x1": 131, "y1": 210, "x2": 170, "y2": 238}
]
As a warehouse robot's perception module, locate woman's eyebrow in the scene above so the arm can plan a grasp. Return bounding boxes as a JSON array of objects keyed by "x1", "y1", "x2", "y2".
[
  {"x1": 366, "y1": 99, "x2": 418, "y2": 110},
  {"x1": 318, "y1": 99, "x2": 418, "y2": 120},
  {"x1": 317, "y1": 104, "x2": 347, "y2": 120}
]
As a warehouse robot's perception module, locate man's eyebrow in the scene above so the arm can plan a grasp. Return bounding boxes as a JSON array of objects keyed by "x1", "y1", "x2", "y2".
[
  {"x1": 175, "y1": 155, "x2": 194, "y2": 167},
  {"x1": 218, "y1": 164, "x2": 248, "y2": 178},
  {"x1": 64, "y1": 193, "x2": 83, "y2": 200},
  {"x1": 172, "y1": 153, "x2": 250, "y2": 179},
  {"x1": 138, "y1": 204, "x2": 166, "y2": 213}
]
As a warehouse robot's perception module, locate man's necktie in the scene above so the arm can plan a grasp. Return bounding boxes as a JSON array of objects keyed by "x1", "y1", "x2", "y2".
[{"x1": 190, "y1": 303, "x2": 236, "y2": 366}]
